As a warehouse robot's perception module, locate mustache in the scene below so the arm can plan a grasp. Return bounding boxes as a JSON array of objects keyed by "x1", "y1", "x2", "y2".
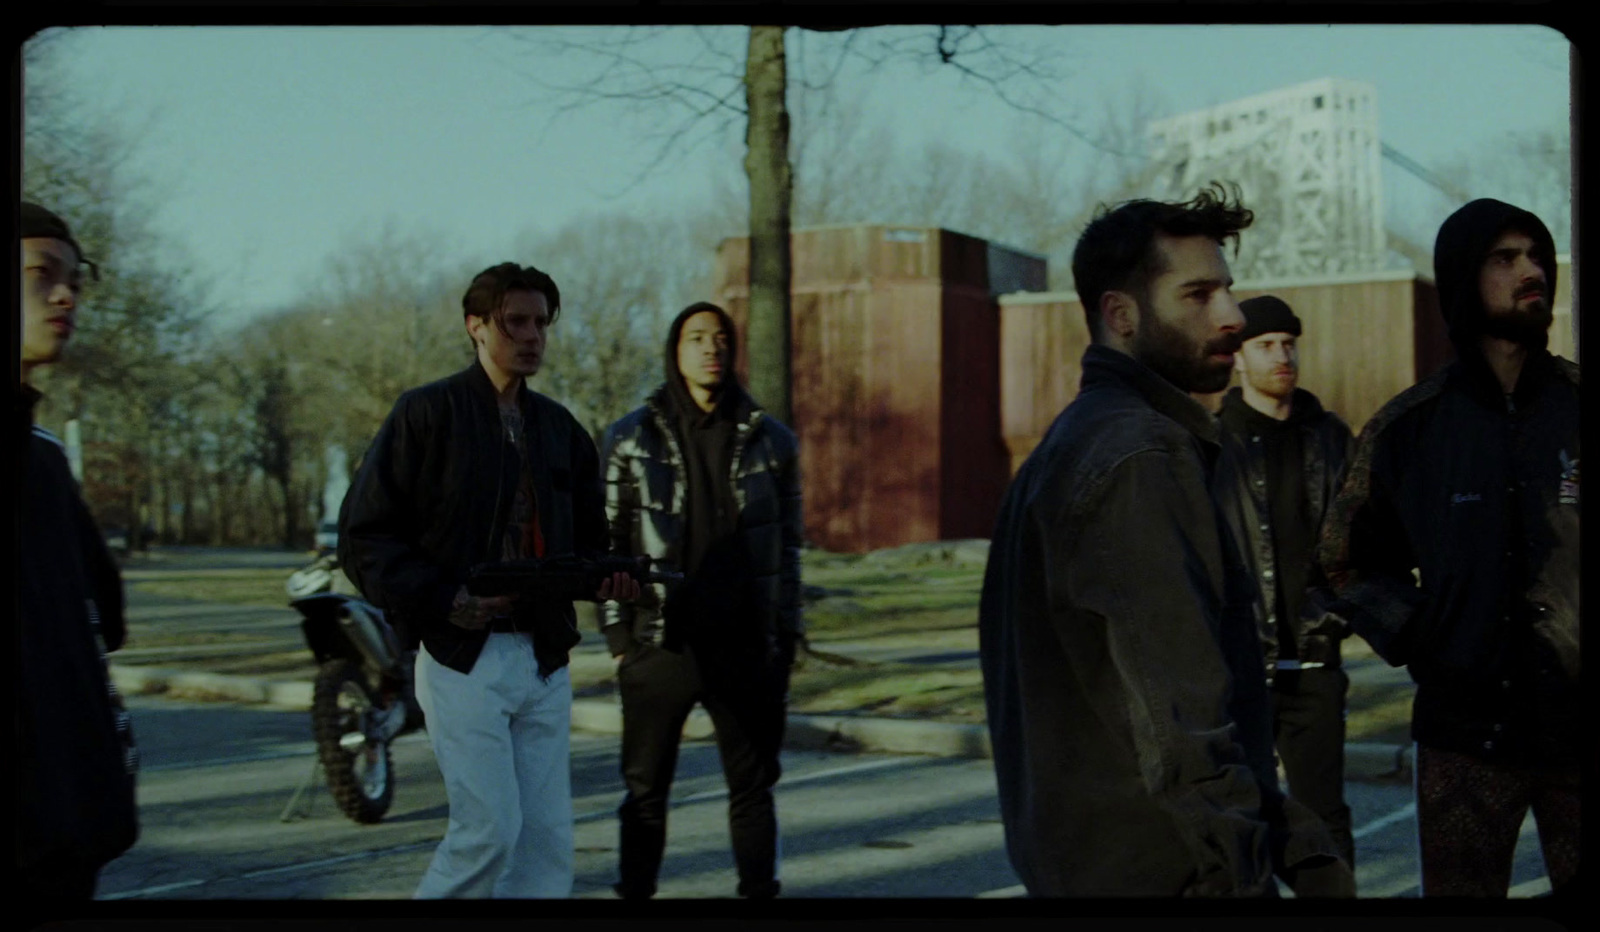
[
  {"x1": 1205, "y1": 333, "x2": 1243, "y2": 356},
  {"x1": 1515, "y1": 283, "x2": 1547, "y2": 299}
]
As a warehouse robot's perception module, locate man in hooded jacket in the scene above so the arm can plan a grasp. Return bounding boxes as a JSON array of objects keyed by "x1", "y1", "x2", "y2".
[
  {"x1": 1321, "y1": 199, "x2": 1579, "y2": 896},
  {"x1": 600, "y1": 301, "x2": 802, "y2": 899}
]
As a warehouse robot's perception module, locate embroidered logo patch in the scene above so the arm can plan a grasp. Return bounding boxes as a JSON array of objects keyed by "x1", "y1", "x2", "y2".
[{"x1": 1558, "y1": 450, "x2": 1579, "y2": 506}]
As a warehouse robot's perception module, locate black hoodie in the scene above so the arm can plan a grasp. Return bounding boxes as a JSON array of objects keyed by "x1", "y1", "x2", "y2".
[
  {"x1": 1433, "y1": 198, "x2": 1559, "y2": 359},
  {"x1": 1320, "y1": 199, "x2": 1579, "y2": 765},
  {"x1": 662, "y1": 301, "x2": 744, "y2": 578}
]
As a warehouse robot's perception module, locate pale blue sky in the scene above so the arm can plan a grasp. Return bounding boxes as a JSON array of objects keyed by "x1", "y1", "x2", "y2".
[{"x1": 33, "y1": 24, "x2": 1572, "y2": 328}]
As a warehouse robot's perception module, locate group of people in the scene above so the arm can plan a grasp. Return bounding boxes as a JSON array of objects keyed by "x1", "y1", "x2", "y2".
[
  {"x1": 16, "y1": 181, "x2": 1577, "y2": 901},
  {"x1": 981, "y1": 186, "x2": 1579, "y2": 898},
  {"x1": 16, "y1": 204, "x2": 801, "y2": 902},
  {"x1": 332, "y1": 267, "x2": 803, "y2": 900}
]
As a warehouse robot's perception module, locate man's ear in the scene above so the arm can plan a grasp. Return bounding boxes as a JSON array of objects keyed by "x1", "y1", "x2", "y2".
[
  {"x1": 465, "y1": 315, "x2": 485, "y2": 347},
  {"x1": 1101, "y1": 290, "x2": 1138, "y2": 341}
]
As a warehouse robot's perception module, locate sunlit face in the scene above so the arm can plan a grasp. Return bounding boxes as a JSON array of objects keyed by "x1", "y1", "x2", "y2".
[
  {"x1": 467, "y1": 289, "x2": 550, "y2": 381},
  {"x1": 21, "y1": 237, "x2": 84, "y2": 368},
  {"x1": 1478, "y1": 229, "x2": 1552, "y2": 342},
  {"x1": 1235, "y1": 331, "x2": 1299, "y2": 401},
  {"x1": 1129, "y1": 234, "x2": 1245, "y2": 394},
  {"x1": 676, "y1": 310, "x2": 730, "y2": 392}
]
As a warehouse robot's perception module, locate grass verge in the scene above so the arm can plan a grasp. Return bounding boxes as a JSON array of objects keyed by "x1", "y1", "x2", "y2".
[{"x1": 121, "y1": 547, "x2": 1416, "y2": 743}]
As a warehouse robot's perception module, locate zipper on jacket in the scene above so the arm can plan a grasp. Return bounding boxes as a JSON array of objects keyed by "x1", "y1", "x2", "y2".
[{"x1": 483, "y1": 404, "x2": 511, "y2": 563}]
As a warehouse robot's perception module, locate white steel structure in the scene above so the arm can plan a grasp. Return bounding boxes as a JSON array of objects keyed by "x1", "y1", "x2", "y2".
[{"x1": 1146, "y1": 78, "x2": 1387, "y2": 278}]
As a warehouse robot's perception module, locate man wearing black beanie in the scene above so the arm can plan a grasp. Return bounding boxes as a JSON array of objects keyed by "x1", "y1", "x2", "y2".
[
  {"x1": 1213, "y1": 295, "x2": 1357, "y2": 872},
  {"x1": 599, "y1": 301, "x2": 802, "y2": 899},
  {"x1": 18, "y1": 202, "x2": 139, "y2": 898}
]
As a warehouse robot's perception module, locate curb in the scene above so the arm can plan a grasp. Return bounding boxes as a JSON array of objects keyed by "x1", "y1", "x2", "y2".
[{"x1": 110, "y1": 664, "x2": 1413, "y2": 781}]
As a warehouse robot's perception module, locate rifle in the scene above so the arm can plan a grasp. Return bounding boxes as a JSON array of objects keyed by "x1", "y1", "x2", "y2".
[{"x1": 465, "y1": 554, "x2": 683, "y2": 603}]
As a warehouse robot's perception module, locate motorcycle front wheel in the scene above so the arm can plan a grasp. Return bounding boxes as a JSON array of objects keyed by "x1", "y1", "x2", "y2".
[{"x1": 311, "y1": 658, "x2": 395, "y2": 824}]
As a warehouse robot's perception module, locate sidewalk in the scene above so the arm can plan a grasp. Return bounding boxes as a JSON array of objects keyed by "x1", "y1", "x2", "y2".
[{"x1": 107, "y1": 659, "x2": 1416, "y2": 783}]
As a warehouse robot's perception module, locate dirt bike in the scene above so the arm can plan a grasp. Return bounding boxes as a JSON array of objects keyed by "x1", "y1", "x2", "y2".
[{"x1": 283, "y1": 551, "x2": 423, "y2": 824}]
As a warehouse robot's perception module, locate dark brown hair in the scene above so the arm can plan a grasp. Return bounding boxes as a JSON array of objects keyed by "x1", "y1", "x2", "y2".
[
  {"x1": 461, "y1": 262, "x2": 561, "y2": 333},
  {"x1": 1071, "y1": 182, "x2": 1253, "y2": 341}
]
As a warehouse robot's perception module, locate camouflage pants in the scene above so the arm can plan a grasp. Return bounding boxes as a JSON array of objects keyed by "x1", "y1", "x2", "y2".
[{"x1": 1416, "y1": 743, "x2": 1580, "y2": 896}]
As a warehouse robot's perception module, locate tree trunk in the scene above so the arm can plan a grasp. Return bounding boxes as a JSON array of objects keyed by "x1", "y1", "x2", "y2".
[
  {"x1": 743, "y1": 25, "x2": 794, "y2": 426},
  {"x1": 278, "y1": 475, "x2": 299, "y2": 550}
]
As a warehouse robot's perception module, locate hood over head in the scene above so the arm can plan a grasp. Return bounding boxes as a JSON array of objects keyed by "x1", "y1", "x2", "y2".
[
  {"x1": 1433, "y1": 198, "x2": 1558, "y2": 355},
  {"x1": 663, "y1": 301, "x2": 744, "y2": 419}
]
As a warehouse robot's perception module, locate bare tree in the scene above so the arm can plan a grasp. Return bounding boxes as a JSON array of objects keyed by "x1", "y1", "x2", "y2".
[
  {"x1": 518, "y1": 210, "x2": 721, "y2": 437},
  {"x1": 24, "y1": 29, "x2": 213, "y2": 547},
  {"x1": 515, "y1": 25, "x2": 1105, "y2": 426}
]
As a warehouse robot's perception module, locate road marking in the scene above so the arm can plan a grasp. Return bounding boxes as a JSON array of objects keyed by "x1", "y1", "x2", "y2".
[
  {"x1": 105, "y1": 758, "x2": 922, "y2": 898},
  {"x1": 239, "y1": 840, "x2": 438, "y2": 880},
  {"x1": 1352, "y1": 801, "x2": 1416, "y2": 839},
  {"x1": 99, "y1": 840, "x2": 441, "y2": 900},
  {"x1": 99, "y1": 878, "x2": 209, "y2": 900}
]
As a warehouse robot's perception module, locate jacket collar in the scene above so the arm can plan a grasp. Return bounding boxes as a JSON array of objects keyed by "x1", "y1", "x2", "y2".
[
  {"x1": 463, "y1": 358, "x2": 528, "y2": 407},
  {"x1": 1450, "y1": 342, "x2": 1559, "y2": 411},
  {"x1": 19, "y1": 383, "x2": 43, "y2": 425},
  {"x1": 1080, "y1": 344, "x2": 1220, "y2": 446},
  {"x1": 649, "y1": 381, "x2": 762, "y2": 430},
  {"x1": 1219, "y1": 385, "x2": 1325, "y2": 431}
]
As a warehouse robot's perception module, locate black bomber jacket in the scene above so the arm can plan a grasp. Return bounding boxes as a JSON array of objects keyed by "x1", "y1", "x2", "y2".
[{"x1": 338, "y1": 361, "x2": 607, "y2": 676}]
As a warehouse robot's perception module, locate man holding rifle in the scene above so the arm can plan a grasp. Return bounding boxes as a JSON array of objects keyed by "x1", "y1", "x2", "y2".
[
  {"x1": 601, "y1": 301, "x2": 803, "y2": 899},
  {"x1": 340, "y1": 262, "x2": 639, "y2": 899}
]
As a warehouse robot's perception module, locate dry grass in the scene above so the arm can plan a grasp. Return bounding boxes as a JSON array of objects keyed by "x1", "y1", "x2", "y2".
[
  {"x1": 129, "y1": 572, "x2": 290, "y2": 607},
  {"x1": 121, "y1": 549, "x2": 1417, "y2": 737}
]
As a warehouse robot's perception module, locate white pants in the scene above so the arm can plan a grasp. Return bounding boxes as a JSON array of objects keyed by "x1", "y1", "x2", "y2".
[{"x1": 413, "y1": 633, "x2": 574, "y2": 898}]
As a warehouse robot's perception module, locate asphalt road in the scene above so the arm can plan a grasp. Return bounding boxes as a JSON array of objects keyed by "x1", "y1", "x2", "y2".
[{"x1": 92, "y1": 695, "x2": 1555, "y2": 901}]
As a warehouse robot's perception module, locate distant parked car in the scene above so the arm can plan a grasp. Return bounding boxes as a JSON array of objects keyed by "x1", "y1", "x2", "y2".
[{"x1": 315, "y1": 520, "x2": 339, "y2": 552}]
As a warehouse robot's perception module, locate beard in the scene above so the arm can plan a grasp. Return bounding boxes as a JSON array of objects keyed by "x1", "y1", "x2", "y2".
[
  {"x1": 1245, "y1": 366, "x2": 1297, "y2": 400},
  {"x1": 1131, "y1": 310, "x2": 1241, "y2": 395},
  {"x1": 1481, "y1": 294, "x2": 1553, "y2": 346}
]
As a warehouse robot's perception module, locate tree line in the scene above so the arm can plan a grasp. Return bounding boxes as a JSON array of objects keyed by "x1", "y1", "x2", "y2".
[{"x1": 23, "y1": 29, "x2": 1570, "y2": 551}]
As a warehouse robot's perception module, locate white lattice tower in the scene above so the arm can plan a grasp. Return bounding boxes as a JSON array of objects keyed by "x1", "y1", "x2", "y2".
[{"x1": 1146, "y1": 78, "x2": 1387, "y2": 278}]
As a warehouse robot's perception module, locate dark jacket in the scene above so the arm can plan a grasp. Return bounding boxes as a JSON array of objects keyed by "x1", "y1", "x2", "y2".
[
  {"x1": 1320, "y1": 199, "x2": 1579, "y2": 765},
  {"x1": 16, "y1": 386, "x2": 139, "y2": 871},
  {"x1": 599, "y1": 306, "x2": 802, "y2": 667},
  {"x1": 338, "y1": 361, "x2": 607, "y2": 676},
  {"x1": 978, "y1": 345, "x2": 1339, "y2": 897},
  {"x1": 1215, "y1": 387, "x2": 1354, "y2": 673}
]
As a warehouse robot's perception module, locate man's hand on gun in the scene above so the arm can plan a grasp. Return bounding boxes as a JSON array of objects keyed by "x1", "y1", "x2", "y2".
[
  {"x1": 464, "y1": 555, "x2": 673, "y2": 621},
  {"x1": 449, "y1": 586, "x2": 516, "y2": 631},
  {"x1": 597, "y1": 570, "x2": 642, "y2": 603}
]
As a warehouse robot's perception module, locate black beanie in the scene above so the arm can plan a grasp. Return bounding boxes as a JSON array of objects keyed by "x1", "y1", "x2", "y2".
[
  {"x1": 1237, "y1": 295, "x2": 1301, "y2": 342},
  {"x1": 21, "y1": 202, "x2": 95, "y2": 275}
]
